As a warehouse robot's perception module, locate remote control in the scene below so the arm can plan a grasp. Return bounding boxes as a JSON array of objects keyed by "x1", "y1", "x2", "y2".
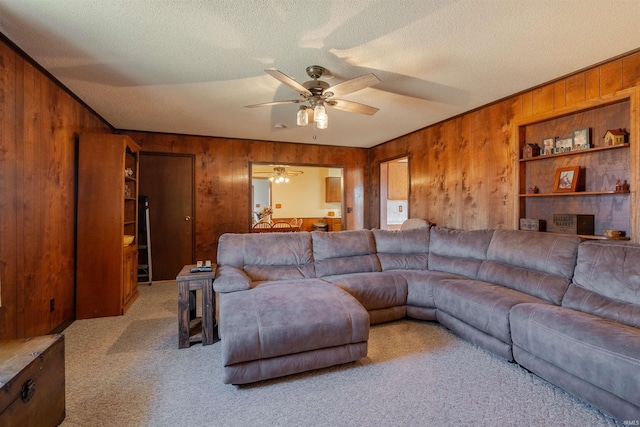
[{"x1": 190, "y1": 266, "x2": 212, "y2": 273}]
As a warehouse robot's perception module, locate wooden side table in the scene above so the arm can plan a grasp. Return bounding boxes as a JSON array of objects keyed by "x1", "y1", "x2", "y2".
[{"x1": 175, "y1": 265, "x2": 218, "y2": 348}]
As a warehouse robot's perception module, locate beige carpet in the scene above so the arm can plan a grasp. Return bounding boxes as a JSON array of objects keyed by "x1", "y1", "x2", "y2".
[{"x1": 60, "y1": 282, "x2": 624, "y2": 427}]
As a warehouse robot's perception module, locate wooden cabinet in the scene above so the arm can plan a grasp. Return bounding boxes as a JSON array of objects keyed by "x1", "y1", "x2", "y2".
[
  {"x1": 325, "y1": 177, "x2": 342, "y2": 202},
  {"x1": 76, "y1": 133, "x2": 140, "y2": 318},
  {"x1": 324, "y1": 217, "x2": 343, "y2": 232},
  {"x1": 515, "y1": 87, "x2": 639, "y2": 243},
  {"x1": 387, "y1": 161, "x2": 408, "y2": 200},
  {"x1": 123, "y1": 247, "x2": 138, "y2": 308}
]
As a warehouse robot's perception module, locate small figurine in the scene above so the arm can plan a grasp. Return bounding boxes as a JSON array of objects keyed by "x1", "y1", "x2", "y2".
[
  {"x1": 615, "y1": 179, "x2": 623, "y2": 192},
  {"x1": 526, "y1": 186, "x2": 539, "y2": 194},
  {"x1": 522, "y1": 143, "x2": 541, "y2": 159},
  {"x1": 603, "y1": 129, "x2": 628, "y2": 146},
  {"x1": 622, "y1": 180, "x2": 630, "y2": 192}
]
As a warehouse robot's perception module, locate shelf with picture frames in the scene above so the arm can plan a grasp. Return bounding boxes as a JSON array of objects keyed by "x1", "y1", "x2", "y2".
[
  {"x1": 513, "y1": 87, "x2": 639, "y2": 243},
  {"x1": 519, "y1": 142, "x2": 629, "y2": 163}
]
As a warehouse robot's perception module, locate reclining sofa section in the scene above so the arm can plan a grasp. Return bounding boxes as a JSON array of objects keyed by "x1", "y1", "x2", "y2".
[{"x1": 214, "y1": 227, "x2": 640, "y2": 421}]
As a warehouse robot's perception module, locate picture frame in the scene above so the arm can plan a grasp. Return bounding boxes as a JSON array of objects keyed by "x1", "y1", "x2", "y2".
[
  {"x1": 572, "y1": 127, "x2": 591, "y2": 150},
  {"x1": 553, "y1": 166, "x2": 580, "y2": 193},
  {"x1": 554, "y1": 137, "x2": 574, "y2": 154},
  {"x1": 542, "y1": 137, "x2": 555, "y2": 155}
]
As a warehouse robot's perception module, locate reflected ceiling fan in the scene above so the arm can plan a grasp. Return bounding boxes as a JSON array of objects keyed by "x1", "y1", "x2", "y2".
[
  {"x1": 253, "y1": 166, "x2": 304, "y2": 184},
  {"x1": 245, "y1": 65, "x2": 381, "y2": 129}
]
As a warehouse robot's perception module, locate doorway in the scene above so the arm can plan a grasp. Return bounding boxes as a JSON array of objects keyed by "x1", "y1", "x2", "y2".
[
  {"x1": 139, "y1": 153, "x2": 195, "y2": 280},
  {"x1": 380, "y1": 157, "x2": 409, "y2": 230}
]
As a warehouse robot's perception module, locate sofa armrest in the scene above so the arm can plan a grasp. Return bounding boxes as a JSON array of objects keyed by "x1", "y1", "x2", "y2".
[{"x1": 214, "y1": 265, "x2": 251, "y2": 293}]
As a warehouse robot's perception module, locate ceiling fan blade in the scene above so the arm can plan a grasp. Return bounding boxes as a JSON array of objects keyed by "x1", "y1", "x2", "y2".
[
  {"x1": 326, "y1": 73, "x2": 380, "y2": 97},
  {"x1": 328, "y1": 99, "x2": 379, "y2": 116},
  {"x1": 265, "y1": 70, "x2": 312, "y2": 96},
  {"x1": 245, "y1": 99, "x2": 301, "y2": 108}
]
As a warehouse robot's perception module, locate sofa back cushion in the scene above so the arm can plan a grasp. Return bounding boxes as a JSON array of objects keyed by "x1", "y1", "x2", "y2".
[
  {"x1": 428, "y1": 227, "x2": 494, "y2": 279},
  {"x1": 217, "y1": 232, "x2": 315, "y2": 281},
  {"x1": 563, "y1": 241, "x2": 640, "y2": 328},
  {"x1": 313, "y1": 230, "x2": 381, "y2": 277},
  {"x1": 478, "y1": 230, "x2": 580, "y2": 304},
  {"x1": 373, "y1": 227, "x2": 430, "y2": 271}
]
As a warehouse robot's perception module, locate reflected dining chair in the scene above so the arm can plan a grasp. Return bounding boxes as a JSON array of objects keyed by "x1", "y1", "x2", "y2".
[
  {"x1": 272, "y1": 221, "x2": 296, "y2": 232},
  {"x1": 252, "y1": 221, "x2": 273, "y2": 233}
]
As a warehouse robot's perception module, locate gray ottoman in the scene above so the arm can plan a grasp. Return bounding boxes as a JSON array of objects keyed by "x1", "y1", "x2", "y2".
[{"x1": 219, "y1": 280, "x2": 370, "y2": 384}]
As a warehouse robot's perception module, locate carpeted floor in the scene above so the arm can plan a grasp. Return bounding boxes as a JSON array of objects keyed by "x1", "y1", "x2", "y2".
[{"x1": 60, "y1": 282, "x2": 625, "y2": 427}]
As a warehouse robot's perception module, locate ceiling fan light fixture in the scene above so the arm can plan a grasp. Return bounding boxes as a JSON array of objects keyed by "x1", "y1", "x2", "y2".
[
  {"x1": 296, "y1": 106, "x2": 309, "y2": 126},
  {"x1": 314, "y1": 103, "x2": 326, "y2": 123},
  {"x1": 316, "y1": 113, "x2": 328, "y2": 129}
]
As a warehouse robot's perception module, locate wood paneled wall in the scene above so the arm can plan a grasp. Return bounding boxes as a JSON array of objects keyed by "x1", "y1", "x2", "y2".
[
  {"x1": 1, "y1": 29, "x2": 638, "y2": 342},
  {"x1": 0, "y1": 37, "x2": 111, "y2": 340},
  {"x1": 368, "y1": 50, "x2": 640, "y2": 231},
  {"x1": 120, "y1": 131, "x2": 368, "y2": 262}
]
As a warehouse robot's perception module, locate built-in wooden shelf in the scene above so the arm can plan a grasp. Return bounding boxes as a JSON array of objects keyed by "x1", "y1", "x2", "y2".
[
  {"x1": 519, "y1": 191, "x2": 630, "y2": 198},
  {"x1": 519, "y1": 143, "x2": 629, "y2": 162},
  {"x1": 578, "y1": 234, "x2": 630, "y2": 241}
]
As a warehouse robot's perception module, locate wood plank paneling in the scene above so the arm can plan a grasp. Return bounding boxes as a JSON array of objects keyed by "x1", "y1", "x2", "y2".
[
  {"x1": 0, "y1": 37, "x2": 110, "y2": 340},
  {"x1": 0, "y1": 41, "x2": 18, "y2": 339},
  {"x1": 1, "y1": 32, "x2": 639, "y2": 341},
  {"x1": 586, "y1": 68, "x2": 600, "y2": 99},
  {"x1": 532, "y1": 85, "x2": 554, "y2": 116},
  {"x1": 122, "y1": 131, "x2": 367, "y2": 262},
  {"x1": 623, "y1": 51, "x2": 640, "y2": 87},
  {"x1": 601, "y1": 60, "x2": 623, "y2": 95},
  {"x1": 369, "y1": 50, "x2": 640, "y2": 233},
  {"x1": 554, "y1": 80, "x2": 566, "y2": 110},
  {"x1": 566, "y1": 73, "x2": 586, "y2": 106}
]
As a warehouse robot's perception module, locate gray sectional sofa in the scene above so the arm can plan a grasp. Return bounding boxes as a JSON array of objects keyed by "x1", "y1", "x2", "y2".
[{"x1": 214, "y1": 226, "x2": 640, "y2": 421}]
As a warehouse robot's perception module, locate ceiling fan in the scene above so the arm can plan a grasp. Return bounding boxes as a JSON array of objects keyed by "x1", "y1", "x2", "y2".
[
  {"x1": 253, "y1": 166, "x2": 304, "y2": 184},
  {"x1": 245, "y1": 65, "x2": 381, "y2": 129}
]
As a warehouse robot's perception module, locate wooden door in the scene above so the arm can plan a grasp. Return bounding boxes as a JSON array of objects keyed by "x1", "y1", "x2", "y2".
[{"x1": 139, "y1": 153, "x2": 195, "y2": 280}]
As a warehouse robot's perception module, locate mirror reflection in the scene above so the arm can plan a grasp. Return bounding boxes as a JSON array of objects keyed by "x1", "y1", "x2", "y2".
[{"x1": 251, "y1": 164, "x2": 344, "y2": 232}]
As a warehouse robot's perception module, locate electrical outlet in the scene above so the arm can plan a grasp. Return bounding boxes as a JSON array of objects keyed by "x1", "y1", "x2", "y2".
[{"x1": 50, "y1": 299, "x2": 55, "y2": 312}]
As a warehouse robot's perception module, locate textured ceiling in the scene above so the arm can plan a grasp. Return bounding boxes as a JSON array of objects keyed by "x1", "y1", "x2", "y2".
[{"x1": 1, "y1": 1, "x2": 639, "y2": 148}]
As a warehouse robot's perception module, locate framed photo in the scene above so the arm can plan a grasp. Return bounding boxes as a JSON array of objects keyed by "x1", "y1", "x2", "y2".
[
  {"x1": 542, "y1": 137, "x2": 555, "y2": 155},
  {"x1": 572, "y1": 128, "x2": 591, "y2": 150},
  {"x1": 553, "y1": 166, "x2": 580, "y2": 193},
  {"x1": 554, "y1": 137, "x2": 574, "y2": 154}
]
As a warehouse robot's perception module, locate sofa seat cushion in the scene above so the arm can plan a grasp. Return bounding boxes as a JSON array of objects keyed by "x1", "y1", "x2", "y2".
[
  {"x1": 511, "y1": 303, "x2": 640, "y2": 415},
  {"x1": 434, "y1": 278, "x2": 550, "y2": 344},
  {"x1": 219, "y1": 282, "x2": 369, "y2": 384},
  {"x1": 312, "y1": 230, "x2": 381, "y2": 277},
  {"x1": 563, "y1": 241, "x2": 640, "y2": 328},
  {"x1": 403, "y1": 269, "x2": 469, "y2": 309},
  {"x1": 428, "y1": 227, "x2": 494, "y2": 279},
  {"x1": 372, "y1": 227, "x2": 430, "y2": 271},
  {"x1": 323, "y1": 271, "x2": 407, "y2": 312}
]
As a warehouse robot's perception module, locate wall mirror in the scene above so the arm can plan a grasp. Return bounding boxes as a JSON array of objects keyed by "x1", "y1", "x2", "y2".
[{"x1": 250, "y1": 163, "x2": 344, "y2": 232}]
